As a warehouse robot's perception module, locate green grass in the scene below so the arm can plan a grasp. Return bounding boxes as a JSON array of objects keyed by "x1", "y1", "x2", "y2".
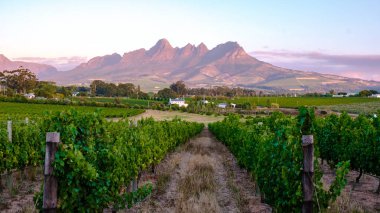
[
  {"x1": 224, "y1": 97, "x2": 380, "y2": 108},
  {"x1": 72, "y1": 97, "x2": 163, "y2": 107},
  {"x1": 0, "y1": 102, "x2": 145, "y2": 118}
]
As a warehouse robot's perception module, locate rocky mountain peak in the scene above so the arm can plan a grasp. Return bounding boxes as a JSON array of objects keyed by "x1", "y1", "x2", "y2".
[
  {"x1": 202, "y1": 41, "x2": 249, "y2": 62},
  {"x1": 195, "y1": 43, "x2": 209, "y2": 56},
  {"x1": 148, "y1": 38, "x2": 173, "y2": 52},
  {"x1": 146, "y1": 38, "x2": 176, "y2": 60},
  {"x1": 178, "y1": 43, "x2": 196, "y2": 57}
]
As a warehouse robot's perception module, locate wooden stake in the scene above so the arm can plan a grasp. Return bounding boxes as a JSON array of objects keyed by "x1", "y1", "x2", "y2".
[
  {"x1": 7, "y1": 120, "x2": 12, "y2": 142},
  {"x1": 43, "y1": 132, "x2": 60, "y2": 212},
  {"x1": 302, "y1": 135, "x2": 314, "y2": 213}
]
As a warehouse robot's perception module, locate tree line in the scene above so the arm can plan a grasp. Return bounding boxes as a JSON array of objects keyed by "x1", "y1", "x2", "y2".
[
  {"x1": 0, "y1": 67, "x2": 82, "y2": 98},
  {"x1": 1, "y1": 68, "x2": 378, "y2": 99}
]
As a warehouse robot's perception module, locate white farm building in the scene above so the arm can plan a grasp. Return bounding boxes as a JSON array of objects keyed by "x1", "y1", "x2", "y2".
[
  {"x1": 24, "y1": 93, "x2": 35, "y2": 99},
  {"x1": 169, "y1": 98, "x2": 188, "y2": 107}
]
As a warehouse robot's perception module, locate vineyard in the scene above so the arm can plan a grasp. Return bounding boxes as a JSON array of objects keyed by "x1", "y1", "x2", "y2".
[
  {"x1": 0, "y1": 110, "x2": 203, "y2": 211},
  {"x1": 316, "y1": 112, "x2": 380, "y2": 187},
  {"x1": 1, "y1": 106, "x2": 379, "y2": 211},
  {"x1": 229, "y1": 96, "x2": 380, "y2": 108},
  {"x1": 0, "y1": 102, "x2": 145, "y2": 118},
  {"x1": 209, "y1": 108, "x2": 380, "y2": 212}
]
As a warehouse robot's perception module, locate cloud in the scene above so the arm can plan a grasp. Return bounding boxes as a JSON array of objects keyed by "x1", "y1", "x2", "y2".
[
  {"x1": 250, "y1": 51, "x2": 380, "y2": 81},
  {"x1": 13, "y1": 56, "x2": 87, "y2": 71}
]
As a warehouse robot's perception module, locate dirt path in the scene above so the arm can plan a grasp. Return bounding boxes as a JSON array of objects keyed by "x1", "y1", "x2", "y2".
[
  {"x1": 129, "y1": 110, "x2": 224, "y2": 125},
  {"x1": 126, "y1": 128, "x2": 271, "y2": 213}
]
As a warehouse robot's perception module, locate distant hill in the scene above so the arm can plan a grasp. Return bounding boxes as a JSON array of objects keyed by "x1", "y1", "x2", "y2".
[
  {"x1": 6, "y1": 39, "x2": 380, "y2": 92},
  {"x1": 0, "y1": 54, "x2": 57, "y2": 78}
]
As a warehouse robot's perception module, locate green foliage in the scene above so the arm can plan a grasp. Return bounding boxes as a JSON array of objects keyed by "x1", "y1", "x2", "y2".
[
  {"x1": 114, "y1": 183, "x2": 153, "y2": 209},
  {"x1": 0, "y1": 116, "x2": 44, "y2": 174},
  {"x1": 298, "y1": 106, "x2": 315, "y2": 135},
  {"x1": 37, "y1": 110, "x2": 203, "y2": 211},
  {"x1": 34, "y1": 82, "x2": 57, "y2": 98},
  {"x1": 169, "y1": 80, "x2": 186, "y2": 96},
  {"x1": 0, "y1": 101, "x2": 144, "y2": 118},
  {"x1": 316, "y1": 113, "x2": 380, "y2": 177},
  {"x1": 0, "y1": 68, "x2": 37, "y2": 93},
  {"x1": 157, "y1": 88, "x2": 177, "y2": 99},
  {"x1": 209, "y1": 111, "x2": 350, "y2": 211},
  {"x1": 90, "y1": 80, "x2": 149, "y2": 98},
  {"x1": 222, "y1": 96, "x2": 380, "y2": 109},
  {"x1": 1, "y1": 109, "x2": 202, "y2": 211}
]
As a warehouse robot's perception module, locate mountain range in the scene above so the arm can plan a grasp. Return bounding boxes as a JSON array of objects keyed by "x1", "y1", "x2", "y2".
[
  {"x1": 2, "y1": 39, "x2": 380, "y2": 92},
  {"x1": 0, "y1": 54, "x2": 57, "y2": 78}
]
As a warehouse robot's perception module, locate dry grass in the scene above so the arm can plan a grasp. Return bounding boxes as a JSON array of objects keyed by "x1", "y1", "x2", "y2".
[
  {"x1": 176, "y1": 192, "x2": 221, "y2": 213},
  {"x1": 325, "y1": 192, "x2": 365, "y2": 213},
  {"x1": 321, "y1": 162, "x2": 380, "y2": 213},
  {"x1": 178, "y1": 163, "x2": 216, "y2": 200},
  {"x1": 176, "y1": 153, "x2": 221, "y2": 213},
  {"x1": 154, "y1": 152, "x2": 182, "y2": 196},
  {"x1": 128, "y1": 129, "x2": 271, "y2": 212},
  {"x1": 19, "y1": 201, "x2": 37, "y2": 213},
  {"x1": 184, "y1": 141, "x2": 211, "y2": 155},
  {"x1": 224, "y1": 159, "x2": 249, "y2": 212},
  {"x1": 155, "y1": 173, "x2": 170, "y2": 196}
]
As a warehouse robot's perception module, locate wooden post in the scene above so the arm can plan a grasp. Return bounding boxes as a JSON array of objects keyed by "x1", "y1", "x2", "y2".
[
  {"x1": 7, "y1": 120, "x2": 12, "y2": 142},
  {"x1": 43, "y1": 132, "x2": 60, "y2": 212},
  {"x1": 302, "y1": 135, "x2": 314, "y2": 213}
]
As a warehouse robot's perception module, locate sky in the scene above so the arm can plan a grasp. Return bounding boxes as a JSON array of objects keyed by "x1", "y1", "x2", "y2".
[{"x1": 0, "y1": 0, "x2": 379, "y2": 79}]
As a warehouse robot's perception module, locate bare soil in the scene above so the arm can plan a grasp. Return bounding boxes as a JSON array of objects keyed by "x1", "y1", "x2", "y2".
[
  {"x1": 125, "y1": 128, "x2": 271, "y2": 213},
  {"x1": 322, "y1": 162, "x2": 380, "y2": 212},
  {"x1": 0, "y1": 167, "x2": 41, "y2": 213}
]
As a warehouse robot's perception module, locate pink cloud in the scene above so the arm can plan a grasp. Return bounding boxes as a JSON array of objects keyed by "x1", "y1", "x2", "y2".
[{"x1": 250, "y1": 51, "x2": 380, "y2": 81}]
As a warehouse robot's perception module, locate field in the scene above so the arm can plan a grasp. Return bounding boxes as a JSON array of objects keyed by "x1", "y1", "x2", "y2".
[
  {"x1": 0, "y1": 102, "x2": 144, "y2": 118},
  {"x1": 72, "y1": 97, "x2": 163, "y2": 107},
  {"x1": 319, "y1": 101, "x2": 380, "y2": 114},
  {"x1": 228, "y1": 96, "x2": 380, "y2": 108}
]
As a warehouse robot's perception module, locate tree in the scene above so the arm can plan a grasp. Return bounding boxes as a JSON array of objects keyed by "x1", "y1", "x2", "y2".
[
  {"x1": 0, "y1": 67, "x2": 37, "y2": 94},
  {"x1": 359, "y1": 90, "x2": 371, "y2": 97},
  {"x1": 170, "y1": 81, "x2": 186, "y2": 96},
  {"x1": 35, "y1": 82, "x2": 56, "y2": 98},
  {"x1": 90, "y1": 80, "x2": 108, "y2": 96},
  {"x1": 56, "y1": 86, "x2": 73, "y2": 97},
  {"x1": 157, "y1": 88, "x2": 177, "y2": 99},
  {"x1": 117, "y1": 83, "x2": 136, "y2": 97}
]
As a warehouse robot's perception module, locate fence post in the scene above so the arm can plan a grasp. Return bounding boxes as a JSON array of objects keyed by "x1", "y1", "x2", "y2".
[
  {"x1": 302, "y1": 135, "x2": 314, "y2": 213},
  {"x1": 43, "y1": 132, "x2": 60, "y2": 212},
  {"x1": 7, "y1": 120, "x2": 12, "y2": 142}
]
